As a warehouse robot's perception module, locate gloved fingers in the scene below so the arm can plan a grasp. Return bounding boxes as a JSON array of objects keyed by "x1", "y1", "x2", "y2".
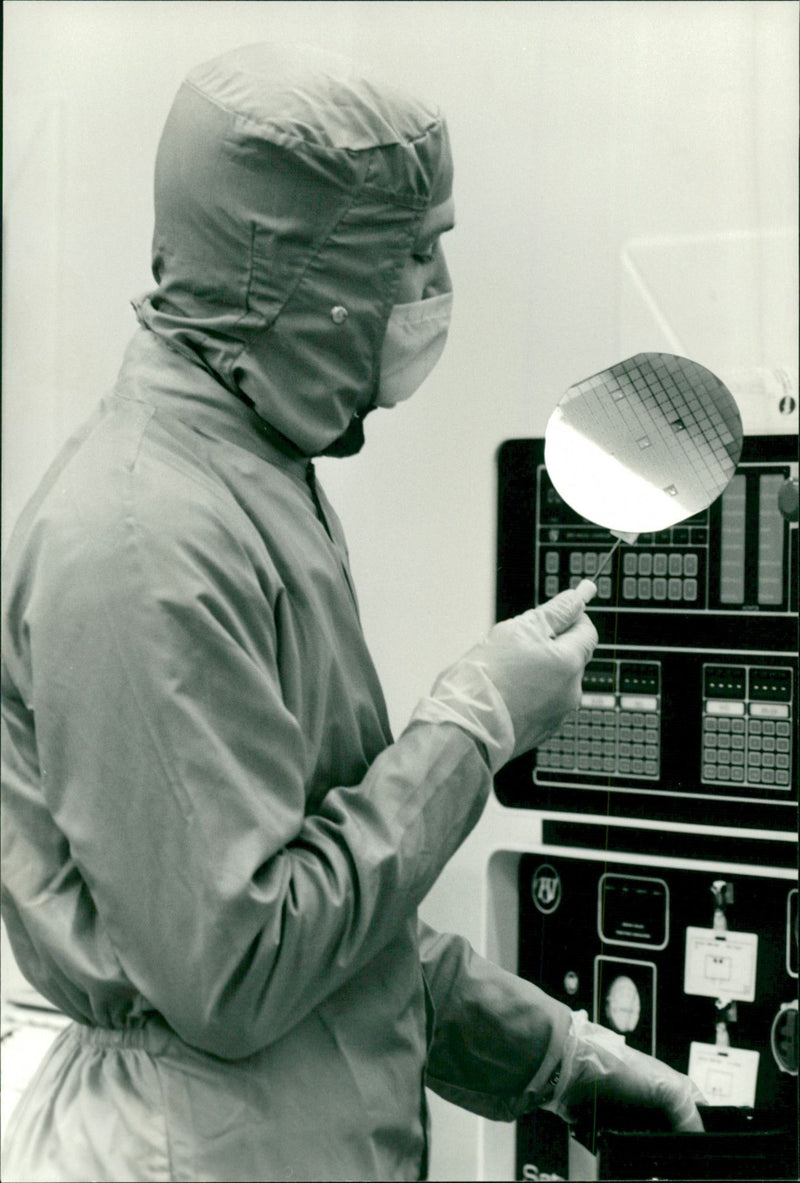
[
  {"x1": 508, "y1": 607, "x2": 598, "y2": 669},
  {"x1": 678, "y1": 1080, "x2": 707, "y2": 1132},
  {"x1": 553, "y1": 612, "x2": 598, "y2": 664},
  {"x1": 650, "y1": 1067, "x2": 705, "y2": 1132},
  {"x1": 679, "y1": 1104, "x2": 705, "y2": 1133},
  {"x1": 537, "y1": 587, "x2": 594, "y2": 638},
  {"x1": 575, "y1": 578, "x2": 597, "y2": 604}
]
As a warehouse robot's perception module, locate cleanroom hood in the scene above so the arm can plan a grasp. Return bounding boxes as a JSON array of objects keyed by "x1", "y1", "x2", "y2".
[{"x1": 135, "y1": 42, "x2": 454, "y2": 456}]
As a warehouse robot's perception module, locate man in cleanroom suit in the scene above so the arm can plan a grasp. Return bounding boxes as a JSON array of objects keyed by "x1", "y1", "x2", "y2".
[{"x1": 1, "y1": 42, "x2": 703, "y2": 1183}]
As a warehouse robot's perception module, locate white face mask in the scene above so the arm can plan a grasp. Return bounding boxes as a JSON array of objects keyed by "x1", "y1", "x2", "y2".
[{"x1": 375, "y1": 291, "x2": 453, "y2": 409}]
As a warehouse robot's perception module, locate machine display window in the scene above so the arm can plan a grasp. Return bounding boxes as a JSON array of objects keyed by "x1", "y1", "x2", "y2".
[
  {"x1": 593, "y1": 955, "x2": 657, "y2": 1055},
  {"x1": 597, "y1": 873, "x2": 669, "y2": 950}
]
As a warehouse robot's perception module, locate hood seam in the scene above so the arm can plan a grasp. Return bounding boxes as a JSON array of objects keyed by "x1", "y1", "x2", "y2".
[
  {"x1": 225, "y1": 184, "x2": 369, "y2": 395},
  {"x1": 182, "y1": 78, "x2": 435, "y2": 211},
  {"x1": 183, "y1": 75, "x2": 441, "y2": 154},
  {"x1": 230, "y1": 165, "x2": 419, "y2": 387}
]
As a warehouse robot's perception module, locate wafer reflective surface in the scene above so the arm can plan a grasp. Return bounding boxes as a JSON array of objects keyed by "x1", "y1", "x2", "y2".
[{"x1": 544, "y1": 353, "x2": 743, "y2": 534}]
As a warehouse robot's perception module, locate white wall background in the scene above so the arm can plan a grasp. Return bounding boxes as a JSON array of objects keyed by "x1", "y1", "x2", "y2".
[{"x1": 3, "y1": 2, "x2": 798, "y2": 1179}]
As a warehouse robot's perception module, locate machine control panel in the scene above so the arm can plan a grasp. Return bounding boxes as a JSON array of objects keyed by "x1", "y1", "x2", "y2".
[
  {"x1": 701, "y1": 664, "x2": 793, "y2": 789},
  {"x1": 536, "y1": 659, "x2": 661, "y2": 781},
  {"x1": 511, "y1": 646, "x2": 797, "y2": 827},
  {"x1": 516, "y1": 854, "x2": 798, "y2": 1181},
  {"x1": 536, "y1": 460, "x2": 796, "y2": 615},
  {"x1": 496, "y1": 435, "x2": 798, "y2": 830}
]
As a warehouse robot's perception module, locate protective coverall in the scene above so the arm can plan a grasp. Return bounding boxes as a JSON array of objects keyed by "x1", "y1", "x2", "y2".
[{"x1": 1, "y1": 44, "x2": 572, "y2": 1182}]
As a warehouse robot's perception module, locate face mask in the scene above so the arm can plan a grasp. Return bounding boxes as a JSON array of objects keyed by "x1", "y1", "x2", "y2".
[{"x1": 375, "y1": 291, "x2": 453, "y2": 409}]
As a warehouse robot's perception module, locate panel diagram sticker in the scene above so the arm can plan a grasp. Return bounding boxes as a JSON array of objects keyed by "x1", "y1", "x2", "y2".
[
  {"x1": 688, "y1": 1042, "x2": 759, "y2": 1107},
  {"x1": 683, "y1": 926, "x2": 758, "y2": 1002}
]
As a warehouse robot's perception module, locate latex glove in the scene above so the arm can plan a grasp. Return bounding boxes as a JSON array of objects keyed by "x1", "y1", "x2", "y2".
[
  {"x1": 542, "y1": 1011, "x2": 706, "y2": 1132},
  {"x1": 410, "y1": 582, "x2": 598, "y2": 772}
]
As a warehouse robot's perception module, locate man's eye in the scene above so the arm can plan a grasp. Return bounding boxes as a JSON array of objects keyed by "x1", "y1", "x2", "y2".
[{"x1": 412, "y1": 250, "x2": 435, "y2": 264}]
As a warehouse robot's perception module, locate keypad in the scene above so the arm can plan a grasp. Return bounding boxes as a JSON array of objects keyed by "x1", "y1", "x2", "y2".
[
  {"x1": 537, "y1": 706, "x2": 660, "y2": 779},
  {"x1": 702, "y1": 714, "x2": 792, "y2": 788},
  {"x1": 549, "y1": 549, "x2": 702, "y2": 604}
]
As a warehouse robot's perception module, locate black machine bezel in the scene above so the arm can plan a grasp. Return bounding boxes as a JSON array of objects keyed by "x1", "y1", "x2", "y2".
[{"x1": 494, "y1": 436, "x2": 799, "y2": 829}]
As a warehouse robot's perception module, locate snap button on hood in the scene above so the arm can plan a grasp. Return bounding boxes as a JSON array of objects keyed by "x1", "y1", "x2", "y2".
[{"x1": 134, "y1": 42, "x2": 453, "y2": 456}]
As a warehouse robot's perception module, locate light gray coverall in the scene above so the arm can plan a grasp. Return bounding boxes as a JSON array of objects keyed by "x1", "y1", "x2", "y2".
[{"x1": 1, "y1": 44, "x2": 571, "y2": 1182}]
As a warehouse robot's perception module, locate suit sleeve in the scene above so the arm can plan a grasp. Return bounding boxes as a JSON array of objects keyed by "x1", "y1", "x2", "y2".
[
  {"x1": 419, "y1": 920, "x2": 571, "y2": 1121},
  {"x1": 12, "y1": 464, "x2": 493, "y2": 1060}
]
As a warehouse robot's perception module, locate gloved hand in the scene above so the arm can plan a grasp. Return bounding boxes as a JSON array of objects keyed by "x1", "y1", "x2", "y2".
[
  {"x1": 541, "y1": 1010, "x2": 706, "y2": 1132},
  {"x1": 410, "y1": 582, "x2": 598, "y2": 772}
]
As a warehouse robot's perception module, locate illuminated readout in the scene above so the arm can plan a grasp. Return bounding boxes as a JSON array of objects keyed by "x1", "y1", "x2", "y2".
[
  {"x1": 720, "y1": 475, "x2": 746, "y2": 604},
  {"x1": 759, "y1": 475, "x2": 785, "y2": 605}
]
